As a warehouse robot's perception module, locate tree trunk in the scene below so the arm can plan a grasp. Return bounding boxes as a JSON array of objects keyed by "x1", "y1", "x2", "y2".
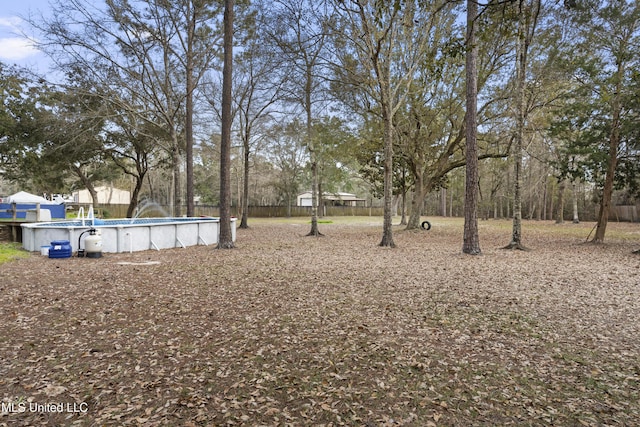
[
  {"x1": 172, "y1": 136, "x2": 182, "y2": 218},
  {"x1": 592, "y1": 70, "x2": 622, "y2": 243},
  {"x1": 462, "y1": 0, "x2": 481, "y2": 255},
  {"x1": 307, "y1": 158, "x2": 322, "y2": 236},
  {"x1": 239, "y1": 141, "x2": 250, "y2": 228},
  {"x1": 572, "y1": 181, "x2": 580, "y2": 223},
  {"x1": 537, "y1": 185, "x2": 543, "y2": 221},
  {"x1": 185, "y1": 99, "x2": 194, "y2": 217},
  {"x1": 217, "y1": 0, "x2": 234, "y2": 249},
  {"x1": 73, "y1": 165, "x2": 100, "y2": 210},
  {"x1": 400, "y1": 191, "x2": 407, "y2": 226},
  {"x1": 399, "y1": 168, "x2": 407, "y2": 226},
  {"x1": 548, "y1": 180, "x2": 555, "y2": 221},
  {"x1": 592, "y1": 130, "x2": 619, "y2": 243},
  {"x1": 504, "y1": 0, "x2": 533, "y2": 251},
  {"x1": 406, "y1": 171, "x2": 424, "y2": 230},
  {"x1": 126, "y1": 175, "x2": 145, "y2": 218},
  {"x1": 593, "y1": 165, "x2": 616, "y2": 243},
  {"x1": 318, "y1": 179, "x2": 324, "y2": 219},
  {"x1": 556, "y1": 179, "x2": 565, "y2": 224},
  {"x1": 510, "y1": 137, "x2": 524, "y2": 244},
  {"x1": 185, "y1": 5, "x2": 195, "y2": 218},
  {"x1": 306, "y1": 63, "x2": 322, "y2": 237},
  {"x1": 449, "y1": 188, "x2": 453, "y2": 217},
  {"x1": 379, "y1": 108, "x2": 395, "y2": 247}
]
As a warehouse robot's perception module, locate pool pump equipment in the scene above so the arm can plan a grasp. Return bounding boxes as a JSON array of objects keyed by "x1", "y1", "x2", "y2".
[{"x1": 77, "y1": 228, "x2": 103, "y2": 258}]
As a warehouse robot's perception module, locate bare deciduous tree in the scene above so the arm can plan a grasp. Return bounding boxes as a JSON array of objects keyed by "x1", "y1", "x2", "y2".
[
  {"x1": 504, "y1": 0, "x2": 540, "y2": 251},
  {"x1": 333, "y1": 0, "x2": 431, "y2": 247}
]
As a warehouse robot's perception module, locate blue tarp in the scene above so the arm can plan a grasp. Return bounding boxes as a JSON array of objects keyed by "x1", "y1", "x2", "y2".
[{"x1": 0, "y1": 203, "x2": 66, "y2": 219}]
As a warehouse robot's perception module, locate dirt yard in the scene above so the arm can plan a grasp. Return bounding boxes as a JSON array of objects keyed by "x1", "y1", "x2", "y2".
[{"x1": 1, "y1": 217, "x2": 639, "y2": 426}]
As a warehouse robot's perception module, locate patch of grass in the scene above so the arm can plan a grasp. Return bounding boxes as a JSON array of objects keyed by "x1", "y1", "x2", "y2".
[{"x1": 0, "y1": 242, "x2": 29, "y2": 265}]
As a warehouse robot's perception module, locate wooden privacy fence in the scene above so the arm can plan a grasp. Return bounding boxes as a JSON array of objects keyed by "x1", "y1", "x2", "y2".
[
  {"x1": 609, "y1": 205, "x2": 639, "y2": 222},
  {"x1": 79, "y1": 204, "x2": 385, "y2": 219},
  {"x1": 83, "y1": 203, "x2": 639, "y2": 222}
]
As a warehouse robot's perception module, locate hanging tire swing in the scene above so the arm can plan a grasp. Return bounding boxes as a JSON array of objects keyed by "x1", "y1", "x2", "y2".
[{"x1": 421, "y1": 220, "x2": 431, "y2": 230}]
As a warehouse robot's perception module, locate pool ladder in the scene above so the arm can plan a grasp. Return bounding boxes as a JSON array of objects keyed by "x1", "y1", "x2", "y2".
[{"x1": 77, "y1": 205, "x2": 95, "y2": 226}]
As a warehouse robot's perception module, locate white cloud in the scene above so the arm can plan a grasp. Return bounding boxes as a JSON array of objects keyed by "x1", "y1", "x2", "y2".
[
  {"x1": 0, "y1": 16, "x2": 41, "y2": 61},
  {"x1": 0, "y1": 16, "x2": 23, "y2": 31},
  {"x1": 0, "y1": 37, "x2": 40, "y2": 60}
]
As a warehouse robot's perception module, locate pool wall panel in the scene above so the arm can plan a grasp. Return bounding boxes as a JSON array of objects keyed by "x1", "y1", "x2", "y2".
[
  {"x1": 150, "y1": 225, "x2": 176, "y2": 250},
  {"x1": 177, "y1": 223, "x2": 199, "y2": 247},
  {"x1": 198, "y1": 221, "x2": 219, "y2": 247}
]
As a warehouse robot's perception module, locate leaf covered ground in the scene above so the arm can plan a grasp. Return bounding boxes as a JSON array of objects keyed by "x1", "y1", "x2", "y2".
[{"x1": 1, "y1": 217, "x2": 639, "y2": 426}]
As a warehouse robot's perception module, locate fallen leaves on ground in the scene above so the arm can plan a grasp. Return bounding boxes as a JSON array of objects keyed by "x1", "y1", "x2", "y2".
[{"x1": 1, "y1": 218, "x2": 639, "y2": 426}]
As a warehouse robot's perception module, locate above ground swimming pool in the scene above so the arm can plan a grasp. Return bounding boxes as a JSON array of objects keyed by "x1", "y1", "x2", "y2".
[{"x1": 21, "y1": 217, "x2": 236, "y2": 254}]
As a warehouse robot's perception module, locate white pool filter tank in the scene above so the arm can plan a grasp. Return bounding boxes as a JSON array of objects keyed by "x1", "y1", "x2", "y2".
[{"x1": 84, "y1": 229, "x2": 103, "y2": 258}]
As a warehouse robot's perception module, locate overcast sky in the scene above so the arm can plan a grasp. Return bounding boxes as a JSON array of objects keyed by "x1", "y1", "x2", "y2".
[{"x1": 0, "y1": 0, "x2": 53, "y2": 72}]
